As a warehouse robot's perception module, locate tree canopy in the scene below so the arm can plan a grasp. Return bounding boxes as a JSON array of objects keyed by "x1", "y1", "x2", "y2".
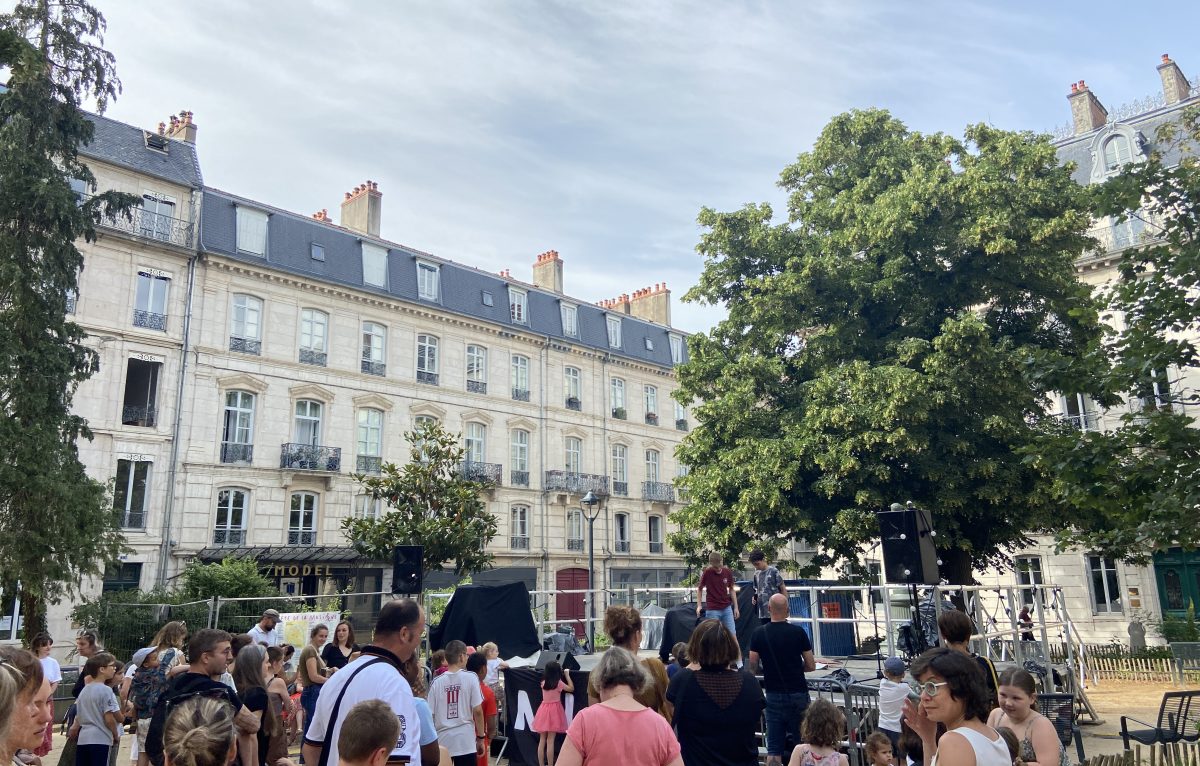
[{"x1": 671, "y1": 109, "x2": 1102, "y2": 583}]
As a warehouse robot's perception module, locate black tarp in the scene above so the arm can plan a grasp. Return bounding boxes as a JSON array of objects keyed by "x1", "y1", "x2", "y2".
[
  {"x1": 657, "y1": 586, "x2": 758, "y2": 662},
  {"x1": 428, "y1": 582, "x2": 540, "y2": 658}
]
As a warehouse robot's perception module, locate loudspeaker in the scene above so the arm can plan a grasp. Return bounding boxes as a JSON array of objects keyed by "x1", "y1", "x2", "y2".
[
  {"x1": 391, "y1": 545, "x2": 423, "y2": 595},
  {"x1": 535, "y1": 650, "x2": 580, "y2": 671},
  {"x1": 878, "y1": 508, "x2": 939, "y2": 585}
]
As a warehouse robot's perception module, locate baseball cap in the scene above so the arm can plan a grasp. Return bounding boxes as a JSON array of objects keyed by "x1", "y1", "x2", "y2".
[
  {"x1": 131, "y1": 646, "x2": 157, "y2": 667},
  {"x1": 884, "y1": 656, "x2": 906, "y2": 676},
  {"x1": 263, "y1": 609, "x2": 280, "y2": 618}
]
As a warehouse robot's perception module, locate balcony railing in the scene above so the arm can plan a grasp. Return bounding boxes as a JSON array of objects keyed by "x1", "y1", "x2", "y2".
[
  {"x1": 567, "y1": 538, "x2": 584, "y2": 552},
  {"x1": 645, "y1": 412, "x2": 659, "y2": 426},
  {"x1": 220, "y1": 443, "x2": 254, "y2": 464},
  {"x1": 120, "y1": 510, "x2": 145, "y2": 529},
  {"x1": 650, "y1": 541, "x2": 664, "y2": 554},
  {"x1": 280, "y1": 443, "x2": 341, "y2": 472},
  {"x1": 91, "y1": 199, "x2": 194, "y2": 248},
  {"x1": 544, "y1": 471, "x2": 609, "y2": 497},
  {"x1": 467, "y1": 380, "x2": 487, "y2": 394},
  {"x1": 361, "y1": 359, "x2": 386, "y2": 377},
  {"x1": 615, "y1": 540, "x2": 631, "y2": 553},
  {"x1": 1059, "y1": 411, "x2": 1102, "y2": 432},
  {"x1": 511, "y1": 535, "x2": 530, "y2": 550},
  {"x1": 566, "y1": 396, "x2": 581, "y2": 411},
  {"x1": 299, "y1": 348, "x2": 327, "y2": 367},
  {"x1": 643, "y1": 481, "x2": 676, "y2": 503},
  {"x1": 512, "y1": 388, "x2": 530, "y2": 402},
  {"x1": 121, "y1": 404, "x2": 157, "y2": 428},
  {"x1": 356, "y1": 455, "x2": 383, "y2": 475},
  {"x1": 612, "y1": 407, "x2": 627, "y2": 420},
  {"x1": 417, "y1": 370, "x2": 439, "y2": 386},
  {"x1": 613, "y1": 481, "x2": 629, "y2": 496},
  {"x1": 676, "y1": 418, "x2": 688, "y2": 431},
  {"x1": 459, "y1": 461, "x2": 502, "y2": 486},
  {"x1": 287, "y1": 530, "x2": 316, "y2": 546},
  {"x1": 133, "y1": 309, "x2": 167, "y2": 331},
  {"x1": 229, "y1": 336, "x2": 261, "y2": 355},
  {"x1": 213, "y1": 529, "x2": 245, "y2": 546},
  {"x1": 510, "y1": 469, "x2": 529, "y2": 487}
]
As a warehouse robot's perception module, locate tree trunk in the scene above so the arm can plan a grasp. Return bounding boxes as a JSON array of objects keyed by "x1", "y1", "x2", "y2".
[{"x1": 19, "y1": 590, "x2": 46, "y2": 647}]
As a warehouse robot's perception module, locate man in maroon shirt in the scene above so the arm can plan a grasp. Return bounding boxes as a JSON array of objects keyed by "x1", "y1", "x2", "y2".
[{"x1": 695, "y1": 552, "x2": 742, "y2": 664}]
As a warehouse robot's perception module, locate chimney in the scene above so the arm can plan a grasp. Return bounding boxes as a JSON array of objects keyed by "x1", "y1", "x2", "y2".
[
  {"x1": 340, "y1": 181, "x2": 382, "y2": 238},
  {"x1": 311, "y1": 209, "x2": 332, "y2": 224},
  {"x1": 532, "y1": 250, "x2": 563, "y2": 293},
  {"x1": 1157, "y1": 54, "x2": 1192, "y2": 105},
  {"x1": 628, "y1": 283, "x2": 671, "y2": 326},
  {"x1": 1067, "y1": 80, "x2": 1108, "y2": 135},
  {"x1": 165, "y1": 110, "x2": 197, "y2": 144},
  {"x1": 598, "y1": 294, "x2": 631, "y2": 315}
]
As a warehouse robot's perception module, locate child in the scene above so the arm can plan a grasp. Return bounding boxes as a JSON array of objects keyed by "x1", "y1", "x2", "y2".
[
  {"x1": 429, "y1": 649, "x2": 449, "y2": 677},
  {"x1": 71, "y1": 653, "x2": 121, "y2": 766},
  {"x1": 466, "y1": 653, "x2": 498, "y2": 766},
  {"x1": 788, "y1": 698, "x2": 848, "y2": 766},
  {"x1": 897, "y1": 722, "x2": 923, "y2": 766},
  {"x1": 336, "y1": 699, "x2": 401, "y2": 766},
  {"x1": 667, "y1": 642, "x2": 688, "y2": 680},
  {"x1": 530, "y1": 660, "x2": 574, "y2": 766},
  {"x1": 130, "y1": 647, "x2": 167, "y2": 766},
  {"x1": 428, "y1": 641, "x2": 485, "y2": 766},
  {"x1": 104, "y1": 661, "x2": 127, "y2": 766},
  {"x1": 478, "y1": 642, "x2": 504, "y2": 690},
  {"x1": 864, "y1": 732, "x2": 894, "y2": 766},
  {"x1": 994, "y1": 726, "x2": 1023, "y2": 766},
  {"x1": 876, "y1": 657, "x2": 907, "y2": 751}
]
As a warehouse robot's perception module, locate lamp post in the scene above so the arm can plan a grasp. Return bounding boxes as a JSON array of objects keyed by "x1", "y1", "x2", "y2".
[{"x1": 580, "y1": 490, "x2": 603, "y2": 651}]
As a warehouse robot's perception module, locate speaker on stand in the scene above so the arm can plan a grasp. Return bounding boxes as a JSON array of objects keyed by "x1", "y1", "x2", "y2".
[
  {"x1": 391, "y1": 545, "x2": 424, "y2": 595},
  {"x1": 879, "y1": 502, "x2": 941, "y2": 659}
]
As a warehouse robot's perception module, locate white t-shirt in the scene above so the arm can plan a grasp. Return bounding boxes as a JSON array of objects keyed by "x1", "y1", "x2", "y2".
[
  {"x1": 428, "y1": 668, "x2": 482, "y2": 757},
  {"x1": 305, "y1": 651, "x2": 421, "y2": 766},
  {"x1": 40, "y1": 656, "x2": 62, "y2": 685},
  {"x1": 484, "y1": 658, "x2": 501, "y2": 687},
  {"x1": 877, "y1": 678, "x2": 908, "y2": 732},
  {"x1": 247, "y1": 623, "x2": 281, "y2": 647}
]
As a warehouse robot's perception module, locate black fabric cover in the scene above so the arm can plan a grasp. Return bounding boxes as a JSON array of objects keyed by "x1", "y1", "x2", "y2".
[
  {"x1": 429, "y1": 582, "x2": 540, "y2": 658},
  {"x1": 657, "y1": 586, "x2": 759, "y2": 663}
]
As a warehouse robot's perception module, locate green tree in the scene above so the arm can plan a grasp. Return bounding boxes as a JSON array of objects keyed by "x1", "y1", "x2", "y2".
[
  {"x1": 341, "y1": 421, "x2": 499, "y2": 581},
  {"x1": 0, "y1": 0, "x2": 137, "y2": 638},
  {"x1": 1029, "y1": 106, "x2": 1200, "y2": 561},
  {"x1": 177, "y1": 557, "x2": 279, "y2": 600},
  {"x1": 672, "y1": 109, "x2": 1101, "y2": 583}
]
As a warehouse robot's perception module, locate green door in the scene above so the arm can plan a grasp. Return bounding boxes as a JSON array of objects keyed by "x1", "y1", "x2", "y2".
[{"x1": 1153, "y1": 547, "x2": 1200, "y2": 617}]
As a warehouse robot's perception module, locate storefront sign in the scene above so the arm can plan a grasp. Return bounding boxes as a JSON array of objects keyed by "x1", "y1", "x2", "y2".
[{"x1": 267, "y1": 564, "x2": 338, "y2": 577}]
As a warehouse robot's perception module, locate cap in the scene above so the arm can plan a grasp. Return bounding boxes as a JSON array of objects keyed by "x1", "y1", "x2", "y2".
[
  {"x1": 884, "y1": 656, "x2": 906, "y2": 676},
  {"x1": 131, "y1": 647, "x2": 157, "y2": 667},
  {"x1": 263, "y1": 609, "x2": 280, "y2": 618}
]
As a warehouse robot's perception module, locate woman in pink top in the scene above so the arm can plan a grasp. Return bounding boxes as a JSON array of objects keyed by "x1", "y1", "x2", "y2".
[{"x1": 558, "y1": 647, "x2": 683, "y2": 766}]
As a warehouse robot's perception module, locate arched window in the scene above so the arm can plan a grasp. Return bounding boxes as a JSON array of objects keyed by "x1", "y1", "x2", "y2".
[
  {"x1": 288, "y1": 492, "x2": 318, "y2": 546},
  {"x1": 466, "y1": 345, "x2": 488, "y2": 393},
  {"x1": 511, "y1": 505, "x2": 530, "y2": 549},
  {"x1": 614, "y1": 512, "x2": 630, "y2": 553},
  {"x1": 230, "y1": 294, "x2": 263, "y2": 354},
  {"x1": 416, "y1": 334, "x2": 439, "y2": 384},
  {"x1": 465, "y1": 422, "x2": 487, "y2": 463},
  {"x1": 361, "y1": 322, "x2": 386, "y2": 375},
  {"x1": 221, "y1": 391, "x2": 255, "y2": 464},
  {"x1": 648, "y1": 515, "x2": 664, "y2": 553},
  {"x1": 214, "y1": 489, "x2": 248, "y2": 546},
  {"x1": 611, "y1": 444, "x2": 628, "y2": 495},
  {"x1": 511, "y1": 355, "x2": 530, "y2": 401},
  {"x1": 357, "y1": 409, "x2": 383, "y2": 474},
  {"x1": 1104, "y1": 135, "x2": 1132, "y2": 172},
  {"x1": 565, "y1": 436, "x2": 582, "y2": 474},
  {"x1": 646, "y1": 449, "x2": 661, "y2": 483},
  {"x1": 294, "y1": 400, "x2": 323, "y2": 445},
  {"x1": 510, "y1": 429, "x2": 529, "y2": 486},
  {"x1": 299, "y1": 309, "x2": 328, "y2": 366}
]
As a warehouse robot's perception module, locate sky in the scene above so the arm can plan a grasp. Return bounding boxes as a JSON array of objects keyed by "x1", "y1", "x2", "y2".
[{"x1": 80, "y1": 0, "x2": 1200, "y2": 333}]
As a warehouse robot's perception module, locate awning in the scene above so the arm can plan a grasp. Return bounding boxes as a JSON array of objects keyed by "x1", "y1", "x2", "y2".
[{"x1": 195, "y1": 545, "x2": 379, "y2": 564}]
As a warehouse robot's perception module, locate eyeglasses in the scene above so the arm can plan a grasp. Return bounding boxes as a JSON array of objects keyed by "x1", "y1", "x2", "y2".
[{"x1": 909, "y1": 680, "x2": 950, "y2": 697}]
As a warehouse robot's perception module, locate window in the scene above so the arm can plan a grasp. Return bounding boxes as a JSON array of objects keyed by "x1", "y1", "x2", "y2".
[
  {"x1": 509, "y1": 288, "x2": 528, "y2": 324},
  {"x1": 1136, "y1": 369, "x2": 1173, "y2": 413},
  {"x1": 669, "y1": 334, "x2": 683, "y2": 364},
  {"x1": 611, "y1": 444, "x2": 628, "y2": 495},
  {"x1": 355, "y1": 494, "x2": 382, "y2": 520},
  {"x1": 607, "y1": 316, "x2": 622, "y2": 348},
  {"x1": 1089, "y1": 555, "x2": 1122, "y2": 613},
  {"x1": 121, "y1": 358, "x2": 160, "y2": 427},
  {"x1": 644, "y1": 385, "x2": 659, "y2": 424},
  {"x1": 417, "y1": 261, "x2": 440, "y2": 301},
  {"x1": 236, "y1": 207, "x2": 268, "y2": 256},
  {"x1": 221, "y1": 391, "x2": 255, "y2": 464},
  {"x1": 511, "y1": 505, "x2": 530, "y2": 550},
  {"x1": 311, "y1": 243, "x2": 325, "y2": 262},
  {"x1": 230, "y1": 295, "x2": 262, "y2": 354},
  {"x1": 1103, "y1": 135, "x2": 1132, "y2": 172},
  {"x1": 414, "y1": 415, "x2": 437, "y2": 461},
  {"x1": 288, "y1": 492, "x2": 318, "y2": 546},
  {"x1": 294, "y1": 400, "x2": 323, "y2": 445},
  {"x1": 361, "y1": 322, "x2": 386, "y2": 376},
  {"x1": 357, "y1": 409, "x2": 383, "y2": 474},
  {"x1": 482, "y1": 291, "x2": 494, "y2": 307},
  {"x1": 466, "y1": 345, "x2": 488, "y2": 393},
  {"x1": 565, "y1": 436, "x2": 582, "y2": 474},
  {"x1": 134, "y1": 271, "x2": 169, "y2": 330},
  {"x1": 214, "y1": 489, "x2": 247, "y2": 546},
  {"x1": 675, "y1": 401, "x2": 688, "y2": 431},
  {"x1": 416, "y1": 334, "x2": 439, "y2": 384},
  {"x1": 362, "y1": 243, "x2": 388, "y2": 287},
  {"x1": 567, "y1": 509, "x2": 584, "y2": 551},
  {"x1": 646, "y1": 449, "x2": 660, "y2": 483},
  {"x1": 1061, "y1": 393, "x2": 1097, "y2": 431},
  {"x1": 644, "y1": 337, "x2": 655, "y2": 351},
  {"x1": 610, "y1": 377, "x2": 626, "y2": 417},
  {"x1": 1015, "y1": 556, "x2": 1044, "y2": 607},
  {"x1": 510, "y1": 429, "x2": 529, "y2": 486},
  {"x1": 102, "y1": 563, "x2": 142, "y2": 594},
  {"x1": 511, "y1": 355, "x2": 530, "y2": 401},
  {"x1": 138, "y1": 193, "x2": 176, "y2": 242},
  {"x1": 114, "y1": 459, "x2": 150, "y2": 528},
  {"x1": 614, "y1": 512, "x2": 630, "y2": 553},
  {"x1": 465, "y1": 422, "x2": 487, "y2": 464},
  {"x1": 1113, "y1": 214, "x2": 1147, "y2": 249},
  {"x1": 649, "y1": 516, "x2": 663, "y2": 554},
  {"x1": 560, "y1": 303, "x2": 578, "y2": 337},
  {"x1": 564, "y1": 366, "x2": 581, "y2": 409},
  {"x1": 299, "y1": 309, "x2": 328, "y2": 366}
]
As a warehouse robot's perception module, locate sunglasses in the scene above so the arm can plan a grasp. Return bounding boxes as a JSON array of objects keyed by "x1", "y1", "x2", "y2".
[{"x1": 909, "y1": 680, "x2": 950, "y2": 697}]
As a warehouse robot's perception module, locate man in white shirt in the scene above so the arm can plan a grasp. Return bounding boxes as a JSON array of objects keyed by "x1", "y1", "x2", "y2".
[
  {"x1": 302, "y1": 599, "x2": 429, "y2": 766},
  {"x1": 427, "y1": 640, "x2": 485, "y2": 766},
  {"x1": 246, "y1": 609, "x2": 282, "y2": 647}
]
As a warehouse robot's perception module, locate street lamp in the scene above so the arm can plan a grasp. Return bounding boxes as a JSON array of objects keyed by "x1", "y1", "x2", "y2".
[{"x1": 580, "y1": 490, "x2": 604, "y2": 651}]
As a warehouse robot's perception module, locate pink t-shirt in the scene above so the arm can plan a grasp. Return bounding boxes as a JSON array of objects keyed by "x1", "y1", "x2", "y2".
[
  {"x1": 567, "y1": 704, "x2": 681, "y2": 766},
  {"x1": 541, "y1": 680, "x2": 565, "y2": 704}
]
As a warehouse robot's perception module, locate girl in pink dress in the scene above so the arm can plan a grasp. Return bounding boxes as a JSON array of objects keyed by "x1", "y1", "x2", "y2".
[{"x1": 531, "y1": 661, "x2": 574, "y2": 766}]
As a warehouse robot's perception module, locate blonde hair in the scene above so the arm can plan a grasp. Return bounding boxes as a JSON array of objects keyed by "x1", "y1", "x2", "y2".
[
  {"x1": 0, "y1": 661, "x2": 21, "y2": 747},
  {"x1": 478, "y1": 641, "x2": 498, "y2": 658},
  {"x1": 152, "y1": 621, "x2": 188, "y2": 651},
  {"x1": 163, "y1": 696, "x2": 236, "y2": 766}
]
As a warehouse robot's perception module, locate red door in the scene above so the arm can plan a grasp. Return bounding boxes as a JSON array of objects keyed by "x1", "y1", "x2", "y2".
[{"x1": 556, "y1": 568, "x2": 590, "y2": 638}]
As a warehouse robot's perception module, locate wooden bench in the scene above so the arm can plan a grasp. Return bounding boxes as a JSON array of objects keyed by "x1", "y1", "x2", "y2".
[
  {"x1": 1120, "y1": 690, "x2": 1200, "y2": 749},
  {"x1": 1170, "y1": 642, "x2": 1200, "y2": 686}
]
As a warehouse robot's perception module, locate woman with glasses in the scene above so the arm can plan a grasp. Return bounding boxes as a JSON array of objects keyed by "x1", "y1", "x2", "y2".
[
  {"x1": 162, "y1": 695, "x2": 236, "y2": 766},
  {"x1": 902, "y1": 647, "x2": 1009, "y2": 766},
  {"x1": 0, "y1": 648, "x2": 53, "y2": 766}
]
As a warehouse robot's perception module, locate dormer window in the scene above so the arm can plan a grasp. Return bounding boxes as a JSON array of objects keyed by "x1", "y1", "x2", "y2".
[
  {"x1": 509, "y1": 287, "x2": 528, "y2": 324},
  {"x1": 1103, "y1": 135, "x2": 1132, "y2": 172},
  {"x1": 417, "y1": 261, "x2": 440, "y2": 301},
  {"x1": 560, "y1": 303, "x2": 578, "y2": 337},
  {"x1": 607, "y1": 316, "x2": 622, "y2": 348},
  {"x1": 236, "y1": 208, "x2": 268, "y2": 257}
]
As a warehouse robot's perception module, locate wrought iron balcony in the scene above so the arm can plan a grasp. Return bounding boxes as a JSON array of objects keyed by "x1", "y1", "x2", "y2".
[
  {"x1": 612, "y1": 407, "x2": 627, "y2": 420},
  {"x1": 615, "y1": 540, "x2": 631, "y2": 553},
  {"x1": 133, "y1": 309, "x2": 167, "y2": 331},
  {"x1": 356, "y1": 455, "x2": 383, "y2": 475},
  {"x1": 1060, "y1": 411, "x2": 1102, "y2": 432},
  {"x1": 567, "y1": 538, "x2": 584, "y2": 552},
  {"x1": 361, "y1": 359, "x2": 386, "y2": 377},
  {"x1": 299, "y1": 347, "x2": 327, "y2": 367},
  {"x1": 511, "y1": 535, "x2": 530, "y2": 550},
  {"x1": 565, "y1": 396, "x2": 581, "y2": 411},
  {"x1": 213, "y1": 529, "x2": 245, "y2": 546},
  {"x1": 280, "y1": 443, "x2": 341, "y2": 472},
  {"x1": 229, "y1": 336, "x2": 261, "y2": 355},
  {"x1": 458, "y1": 461, "x2": 502, "y2": 486},
  {"x1": 544, "y1": 471, "x2": 609, "y2": 496},
  {"x1": 650, "y1": 541, "x2": 664, "y2": 554},
  {"x1": 467, "y1": 380, "x2": 487, "y2": 394},
  {"x1": 220, "y1": 443, "x2": 254, "y2": 464},
  {"x1": 287, "y1": 530, "x2": 316, "y2": 546},
  {"x1": 121, "y1": 404, "x2": 157, "y2": 428},
  {"x1": 612, "y1": 481, "x2": 629, "y2": 496},
  {"x1": 417, "y1": 370, "x2": 439, "y2": 386},
  {"x1": 90, "y1": 198, "x2": 194, "y2": 248},
  {"x1": 120, "y1": 510, "x2": 145, "y2": 529},
  {"x1": 645, "y1": 412, "x2": 659, "y2": 426},
  {"x1": 676, "y1": 418, "x2": 688, "y2": 431},
  {"x1": 512, "y1": 388, "x2": 530, "y2": 402},
  {"x1": 643, "y1": 481, "x2": 676, "y2": 503},
  {"x1": 510, "y1": 469, "x2": 529, "y2": 487}
]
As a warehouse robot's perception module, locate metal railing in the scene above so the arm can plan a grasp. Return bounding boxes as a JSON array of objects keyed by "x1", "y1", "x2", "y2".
[
  {"x1": 133, "y1": 309, "x2": 166, "y2": 331},
  {"x1": 121, "y1": 404, "x2": 157, "y2": 427},
  {"x1": 642, "y1": 481, "x2": 675, "y2": 503},
  {"x1": 676, "y1": 418, "x2": 688, "y2": 431},
  {"x1": 467, "y1": 380, "x2": 487, "y2": 394},
  {"x1": 280, "y1": 443, "x2": 341, "y2": 472},
  {"x1": 1060, "y1": 411, "x2": 1102, "y2": 431},
  {"x1": 120, "y1": 510, "x2": 145, "y2": 529},
  {"x1": 91, "y1": 199, "x2": 194, "y2": 248},
  {"x1": 512, "y1": 388, "x2": 531, "y2": 402},
  {"x1": 459, "y1": 461, "x2": 502, "y2": 485},
  {"x1": 544, "y1": 471, "x2": 609, "y2": 496},
  {"x1": 566, "y1": 397, "x2": 581, "y2": 411},
  {"x1": 361, "y1": 359, "x2": 386, "y2": 377},
  {"x1": 614, "y1": 540, "x2": 630, "y2": 553},
  {"x1": 356, "y1": 455, "x2": 382, "y2": 475},
  {"x1": 511, "y1": 535, "x2": 530, "y2": 550},
  {"x1": 417, "y1": 370, "x2": 439, "y2": 386},
  {"x1": 299, "y1": 347, "x2": 327, "y2": 367},
  {"x1": 649, "y1": 541, "x2": 664, "y2": 553},
  {"x1": 229, "y1": 336, "x2": 261, "y2": 355},
  {"x1": 220, "y1": 443, "x2": 253, "y2": 464},
  {"x1": 287, "y1": 530, "x2": 316, "y2": 546},
  {"x1": 212, "y1": 529, "x2": 245, "y2": 546},
  {"x1": 510, "y1": 469, "x2": 529, "y2": 487},
  {"x1": 612, "y1": 481, "x2": 628, "y2": 496},
  {"x1": 567, "y1": 538, "x2": 584, "y2": 552},
  {"x1": 645, "y1": 412, "x2": 659, "y2": 426}
]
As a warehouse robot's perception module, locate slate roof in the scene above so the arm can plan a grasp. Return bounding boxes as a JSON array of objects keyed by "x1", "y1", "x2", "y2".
[
  {"x1": 79, "y1": 112, "x2": 203, "y2": 189},
  {"x1": 200, "y1": 188, "x2": 687, "y2": 369}
]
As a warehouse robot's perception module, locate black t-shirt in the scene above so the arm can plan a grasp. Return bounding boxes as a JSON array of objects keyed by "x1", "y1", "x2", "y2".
[
  {"x1": 667, "y1": 668, "x2": 764, "y2": 766},
  {"x1": 320, "y1": 643, "x2": 359, "y2": 670},
  {"x1": 748, "y1": 621, "x2": 813, "y2": 693},
  {"x1": 243, "y1": 685, "x2": 269, "y2": 764},
  {"x1": 145, "y1": 672, "x2": 242, "y2": 766}
]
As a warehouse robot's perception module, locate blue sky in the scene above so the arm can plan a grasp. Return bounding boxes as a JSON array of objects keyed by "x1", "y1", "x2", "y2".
[{"x1": 92, "y1": 0, "x2": 1200, "y2": 333}]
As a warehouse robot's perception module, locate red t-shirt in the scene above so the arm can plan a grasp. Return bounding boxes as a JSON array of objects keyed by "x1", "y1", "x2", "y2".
[
  {"x1": 477, "y1": 682, "x2": 498, "y2": 766},
  {"x1": 699, "y1": 566, "x2": 735, "y2": 610}
]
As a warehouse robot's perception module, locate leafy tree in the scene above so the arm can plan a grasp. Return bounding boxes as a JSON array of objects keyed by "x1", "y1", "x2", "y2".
[
  {"x1": 1029, "y1": 106, "x2": 1200, "y2": 561},
  {"x1": 177, "y1": 557, "x2": 279, "y2": 600},
  {"x1": 0, "y1": 0, "x2": 137, "y2": 638},
  {"x1": 342, "y1": 421, "x2": 499, "y2": 581},
  {"x1": 672, "y1": 109, "x2": 1101, "y2": 583}
]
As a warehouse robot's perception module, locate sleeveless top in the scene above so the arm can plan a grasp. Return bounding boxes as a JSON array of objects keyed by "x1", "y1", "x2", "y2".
[
  {"x1": 799, "y1": 748, "x2": 842, "y2": 766},
  {"x1": 930, "y1": 726, "x2": 1011, "y2": 766},
  {"x1": 994, "y1": 711, "x2": 1069, "y2": 766}
]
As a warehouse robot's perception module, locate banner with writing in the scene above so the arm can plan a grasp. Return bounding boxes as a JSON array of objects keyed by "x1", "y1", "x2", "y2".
[
  {"x1": 277, "y1": 611, "x2": 341, "y2": 648},
  {"x1": 501, "y1": 667, "x2": 591, "y2": 766}
]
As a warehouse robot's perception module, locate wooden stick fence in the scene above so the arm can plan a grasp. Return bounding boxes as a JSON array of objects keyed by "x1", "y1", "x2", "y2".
[{"x1": 1084, "y1": 742, "x2": 1200, "y2": 765}]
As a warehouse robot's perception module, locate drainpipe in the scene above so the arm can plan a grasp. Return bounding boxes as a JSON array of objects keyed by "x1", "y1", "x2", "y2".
[{"x1": 539, "y1": 335, "x2": 551, "y2": 596}]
